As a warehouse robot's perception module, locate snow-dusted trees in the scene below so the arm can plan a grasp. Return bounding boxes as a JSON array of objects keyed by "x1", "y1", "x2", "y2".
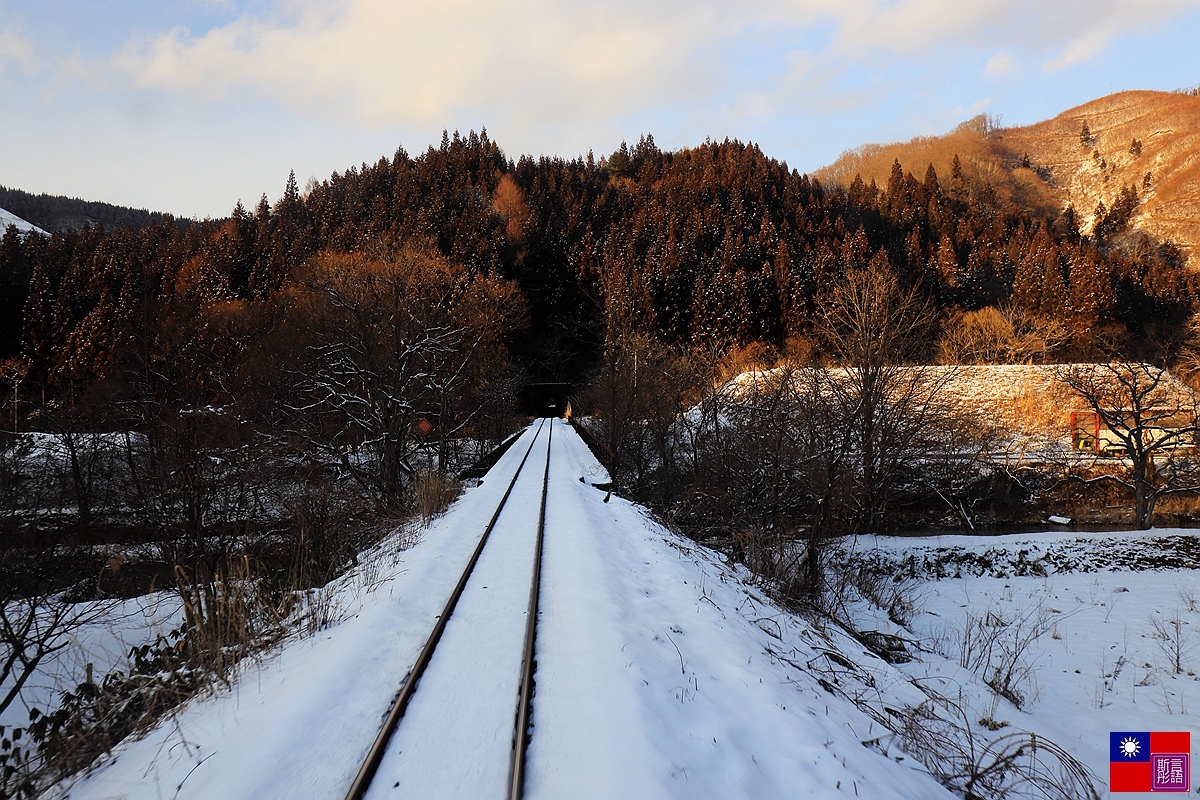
[
  {"x1": 1057, "y1": 362, "x2": 1200, "y2": 529},
  {"x1": 279, "y1": 248, "x2": 526, "y2": 513},
  {"x1": 587, "y1": 256, "x2": 710, "y2": 494}
]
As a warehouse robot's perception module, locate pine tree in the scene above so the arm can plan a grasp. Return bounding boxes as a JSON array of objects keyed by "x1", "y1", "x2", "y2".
[
  {"x1": 932, "y1": 233, "x2": 960, "y2": 299},
  {"x1": 20, "y1": 265, "x2": 54, "y2": 381},
  {"x1": 922, "y1": 163, "x2": 940, "y2": 197},
  {"x1": 950, "y1": 154, "x2": 964, "y2": 184}
]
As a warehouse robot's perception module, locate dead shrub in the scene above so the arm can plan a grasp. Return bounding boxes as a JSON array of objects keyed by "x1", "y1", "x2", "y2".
[
  {"x1": 414, "y1": 470, "x2": 462, "y2": 524},
  {"x1": 174, "y1": 559, "x2": 258, "y2": 683},
  {"x1": 934, "y1": 603, "x2": 1051, "y2": 709},
  {"x1": 893, "y1": 695, "x2": 1100, "y2": 800},
  {"x1": 731, "y1": 528, "x2": 810, "y2": 608},
  {"x1": 1149, "y1": 609, "x2": 1195, "y2": 675},
  {"x1": 846, "y1": 566, "x2": 921, "y2": 627}
]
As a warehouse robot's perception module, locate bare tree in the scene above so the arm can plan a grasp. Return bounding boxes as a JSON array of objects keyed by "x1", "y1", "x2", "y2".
[
  {"x1": 0, "y1": 359, "x2": 27, "y2": 433},
  {"x1": 587, "y1": 327, "x2": 707, "y2": 496},
  {"x1": 0, "y1": 442, "x2": 111, "y2": 724},
  {"x1": 819, "y1": 257, "x2": 960, "y2": 533},
  {"x1": 667, "y1": 259, "x2": 995, "y2": 605},
  {"x1": 707, "y1": 366, "x2": 853, "y2": 600},
  {"x1": 1057, "y1": 362, "x2": 1200, "y2": 529},
  {"x1": 0, "y1": 568, "x2": 111, "y2": 723},
  {"x1": 280, "y1": 248, "x2": 524, "y2": 513},
  {"x1": 585, "y1": 256, "x2": 713, "y2": 495}
]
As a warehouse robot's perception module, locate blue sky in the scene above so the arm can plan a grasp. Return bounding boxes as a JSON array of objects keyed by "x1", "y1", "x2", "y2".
[{"x1": 2, "y1": 0, "x2": 1198, "y2": 219}]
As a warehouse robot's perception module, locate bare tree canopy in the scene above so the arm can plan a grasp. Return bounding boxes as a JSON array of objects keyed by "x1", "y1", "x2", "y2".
[
  {"x1": 277, "y1": 247, "x2": 526, "y2": 512},
  {"x1": 1057, "y1": 362, "x2": 1200, "y2": 529}
]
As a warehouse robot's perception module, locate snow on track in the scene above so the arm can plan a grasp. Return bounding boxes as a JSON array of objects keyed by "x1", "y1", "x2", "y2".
[
  {"x1": 58, "y1": 419, "x2": 953, "y2": 799},
  {"x1": 362, "y1": 421, "x2": 550, "y2": 798},
  {"x1": 524, "y1": 420, "x2": 951, "y2": 799}
]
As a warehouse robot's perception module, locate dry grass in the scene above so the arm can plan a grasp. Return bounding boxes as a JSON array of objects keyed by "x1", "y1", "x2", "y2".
[
  {"x1": 413, "y1": 470, "x2": 463, "y2": 524},
  {"x1": 173, "y1": 558, "x2": 275, "y2": 683}
]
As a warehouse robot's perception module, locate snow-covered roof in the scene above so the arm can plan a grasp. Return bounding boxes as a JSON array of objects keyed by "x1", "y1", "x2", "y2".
[{"x1": 719, "y1": 363, "x2": 1194, "y2": 439}]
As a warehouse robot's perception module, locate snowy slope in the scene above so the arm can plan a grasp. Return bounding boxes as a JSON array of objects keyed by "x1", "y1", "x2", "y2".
[
  {"x1": 0, "y1": 206, "x2": 48, "y2": 236},
  {"x1": 841, "y1": 529, "x2": 1200, "y2": 794},
  {"x1": 56, "y1": 420, "x2": 954, "y2": 800},
  {"x1": 57, "y1": 420, "x2": 1200, "y2": 798}
]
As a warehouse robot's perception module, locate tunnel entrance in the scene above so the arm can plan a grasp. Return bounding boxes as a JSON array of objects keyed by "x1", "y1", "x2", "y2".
[{"x1": 519, "y1": 383, "x2": 572, "y2": 418}]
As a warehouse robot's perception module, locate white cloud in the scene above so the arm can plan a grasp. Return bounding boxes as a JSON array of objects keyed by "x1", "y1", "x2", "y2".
[
  {"x1": 110, "y1": 0, "x2": 728, "y2": 134},
  {"x1": 984, "y1": 52, "x2": 1016, "y2": 78},
  {"x1": 40, "y1": 0, "x2": 1194, "y2": 176},
  {"x1": 102, "y1": 0, "x2": 1200, "y2": 125},
  {"x1": 0, "y1": 29, "x2": 35, "y2": 73},
  {"x1": 757, "y1": 0, "x2": 1200, "y2": 130},
  {"x1": 778, "y1": 0, "x2": 1200, "y2": 67},
  {"x1": 1043, "y1": 29, "x2": 1112, "y2": 72}
]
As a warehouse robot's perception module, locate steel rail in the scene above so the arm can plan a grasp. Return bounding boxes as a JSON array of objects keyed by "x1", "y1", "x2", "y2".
[
  {"x1": 343, "y1": 418, "x2": 548, "y2": 800},
  {"x1": 508, "y1": 418, "x2": 553, "y2": 799}
]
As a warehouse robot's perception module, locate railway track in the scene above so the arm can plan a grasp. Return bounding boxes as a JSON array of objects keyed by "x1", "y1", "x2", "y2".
[{"x1": 344, "y1": 418, "x2": 554, "y2": 800}]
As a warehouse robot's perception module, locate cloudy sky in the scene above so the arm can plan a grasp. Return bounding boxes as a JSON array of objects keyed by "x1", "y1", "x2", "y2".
[{"x1": 2, "y1": 0, "x2": 1198, "y2": 219}]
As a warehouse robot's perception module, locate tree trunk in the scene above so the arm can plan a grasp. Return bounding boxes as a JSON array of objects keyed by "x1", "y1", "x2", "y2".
[
  {"x1": 1132, "y1": 456, "x2": 1156, "y2": 530},
  {"x1": 1134, "y1": 484, "x2": 1155, "y2": 529}
]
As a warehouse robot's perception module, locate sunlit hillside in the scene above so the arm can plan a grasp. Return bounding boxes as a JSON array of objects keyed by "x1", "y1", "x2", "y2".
[{"x1": 816, "y1": 90, "x2": 1200, "y2": 268}]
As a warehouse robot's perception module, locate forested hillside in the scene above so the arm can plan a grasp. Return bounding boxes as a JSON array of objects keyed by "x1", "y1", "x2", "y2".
[
  {"x1": 818, "y1": 90, "x2": 1200, "y2": 270},
  {"x1": 0, "y1": 186, "x2": 184, "y2": 235},
  {"x1": 1, "y1": 129, "x2": 1195, "y2": 423}
]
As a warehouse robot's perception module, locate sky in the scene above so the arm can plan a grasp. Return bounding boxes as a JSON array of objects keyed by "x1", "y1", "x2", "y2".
[{"x1": 2, "y1": 0, "x2": 1199, "y2": 220}]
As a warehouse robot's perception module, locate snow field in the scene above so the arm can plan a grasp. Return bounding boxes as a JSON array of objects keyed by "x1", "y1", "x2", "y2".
[
  {"x1": 849, "y1": 529, "x2": 1200, "y2": 795},
  {"x1": 66, "y1": 419, "x2": 1200, "y2": 798}
]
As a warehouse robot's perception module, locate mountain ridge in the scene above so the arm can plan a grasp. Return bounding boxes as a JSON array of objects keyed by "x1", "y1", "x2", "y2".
[
  {"x1": 817, "y1": 89, "x2": 1200, "y2": 268},
  {"x1": 0, "y1": 186, "x2": 184, "y2": 235}
]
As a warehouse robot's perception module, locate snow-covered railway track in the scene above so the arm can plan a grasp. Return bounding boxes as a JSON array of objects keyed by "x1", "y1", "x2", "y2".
[{"x1": 344, "y1": 418, "x2": 553, "y2": 800}]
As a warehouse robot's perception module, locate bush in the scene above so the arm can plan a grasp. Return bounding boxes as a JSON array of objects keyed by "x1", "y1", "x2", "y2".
[
  {"x1": 413, "y1": 470, "x2": 462, "y2": 524},
  {"x1": 1, "y1": 628, "x2": 200, "y2": 798},
  {"x1": 896, "y1": 695, "x2": 1100, "y2": 800}
]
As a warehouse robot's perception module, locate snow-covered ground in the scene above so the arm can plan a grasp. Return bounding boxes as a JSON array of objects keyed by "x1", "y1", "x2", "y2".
[
  {"x1": 0, "y1": 593, "x2": 181, "y2": 732},
  {"x1": 844, "y1": 530, "x2": 1200, "y2": 791},
  {"x1": 0, "y1": 206, "x2": 48, "y2": 236},
  {"x1": 46, "y1": 421, "x2": 1200, "y2": 798}
]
